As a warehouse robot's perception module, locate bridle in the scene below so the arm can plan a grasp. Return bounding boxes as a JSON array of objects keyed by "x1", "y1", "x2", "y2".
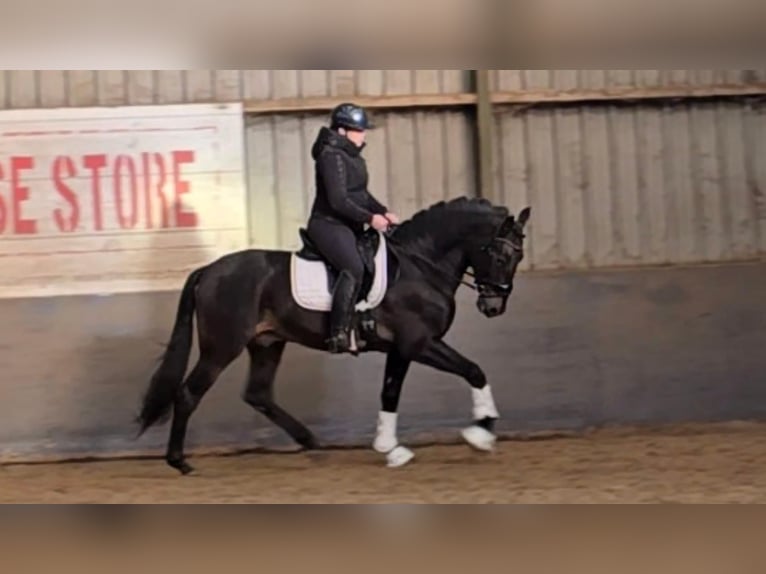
[
  {"x1": 463, "y1": 236, "x2": 524, "y2": 296},
  {"x1": 385, "y1": 226, "x2": 523, "y2": 296}
]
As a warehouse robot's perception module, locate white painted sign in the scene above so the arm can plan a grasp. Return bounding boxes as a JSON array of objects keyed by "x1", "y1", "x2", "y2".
[{"x1": 0, "y1": 102, "x2": 248, "y2": 298}]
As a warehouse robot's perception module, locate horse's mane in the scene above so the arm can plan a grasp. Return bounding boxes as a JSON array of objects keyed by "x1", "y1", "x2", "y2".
[{"x1": 391, "y1": 196, "x2": 509, "y2": 246}]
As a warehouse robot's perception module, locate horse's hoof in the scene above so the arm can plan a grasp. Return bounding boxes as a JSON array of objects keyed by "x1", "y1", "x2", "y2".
[
  {"x1": 299, "y1": 435, "x2": 321, "y2": 451},
  {"x1": 461, "y1": 425, "x2": 496, "y2": 452},
  {"x1": 386, "y1": 445, "x2": 415, "y2": 468},
  {"x1": 168, "y1": 459, "x2": 195, "y2": 475}
]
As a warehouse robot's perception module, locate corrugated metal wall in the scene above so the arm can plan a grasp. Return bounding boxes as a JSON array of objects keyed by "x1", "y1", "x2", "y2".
[
  {"x1": 493, "y1": 75, "x2": 766, "y2": 270},
  {"x1": 0, "y1": 70, "x2": 472, "y2": 107},
  {"x1": 2, "y1": 70, "x2": 763, "y2": 109},
  {"x1": 1, "y1": 69, "x2": 763, "y2": 262},
  {"x1": 492, "y1": 69, "x2": 766, "y2": 90}
]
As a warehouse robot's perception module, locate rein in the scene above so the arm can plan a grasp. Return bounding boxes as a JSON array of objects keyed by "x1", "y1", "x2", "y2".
[
  {"x1": 386, "y1": 234, "x2": 474, "y2": 290},
  {"x1": 384, "y1": 227, "x2": 522, "y2": 294}
]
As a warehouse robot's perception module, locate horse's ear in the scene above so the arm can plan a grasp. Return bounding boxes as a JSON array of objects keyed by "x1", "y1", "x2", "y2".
[
  {"x1": 517, "y1": 207, "x2": 531, "y2": 228},
  {"x1": 498, "y1": 215, "x2": 515, "y2": 236}
]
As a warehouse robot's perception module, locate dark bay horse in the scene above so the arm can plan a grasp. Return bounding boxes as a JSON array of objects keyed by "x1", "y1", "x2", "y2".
[{"x1": 137, "y1": 196, "x2": 531, "y2": 473}]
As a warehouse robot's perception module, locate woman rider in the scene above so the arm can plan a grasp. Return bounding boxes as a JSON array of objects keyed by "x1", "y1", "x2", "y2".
[{"x1": 306, "y1": 103, "x2": 400, "y2": 354}]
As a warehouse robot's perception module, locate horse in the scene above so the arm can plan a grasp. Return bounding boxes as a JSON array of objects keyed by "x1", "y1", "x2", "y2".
[{"x1": 136, "y1": 196, "x2": 531, "y2": 473}]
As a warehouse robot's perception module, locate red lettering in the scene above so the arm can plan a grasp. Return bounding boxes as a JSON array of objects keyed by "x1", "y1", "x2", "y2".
[
  {"x1": 83, "y1": 154, "x2": 106, "y2": 231},
  {"x1": 114, "y1": 155, "x2": 138, "y2": 229},
  {"x1": 0, "y1": 162, "x2": 5, "y2": 233},
  {"x1": 172, "y1": 150, "x2": 197, "y2": 228},
  {"x1": 52, "y1": 156, "x2": 80, "y2": 232},
  {"x1": 154, "y1": 153, "x2": 170, "y2": 228},
  {"x1": 142, "y1": 153, "x2": 153, "y2": 229},
  {"x1": 11, "y1": 156, "x2": 36, "y2": 235}
]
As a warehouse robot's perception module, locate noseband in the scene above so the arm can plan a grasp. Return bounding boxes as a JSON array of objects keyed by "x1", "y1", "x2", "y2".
[{"x1": 463, "y1": 236, "x2": 524, "y2": 296}]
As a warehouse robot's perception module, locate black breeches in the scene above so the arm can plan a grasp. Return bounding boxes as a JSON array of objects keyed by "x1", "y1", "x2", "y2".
[{"x1": 306, "y1": 217, "x2": 365, "y2": 284}]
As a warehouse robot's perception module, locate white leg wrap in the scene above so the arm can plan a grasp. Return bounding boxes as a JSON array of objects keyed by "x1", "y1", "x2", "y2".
[
  {"x1": 472, "y1": 385, "x2": 499, "y2": 420},
  {"x1": 373, "y1": 411, "x2": 399, "y2": 454},
  {"x1": 461, "y1": 425, "x2": 497, "y2": 452},
  {"x1": 373, "y1": 411, "x2": 415, "y2": 467}
]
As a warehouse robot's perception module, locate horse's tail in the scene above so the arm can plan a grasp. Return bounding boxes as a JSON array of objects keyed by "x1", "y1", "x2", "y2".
[{"x1": 136, "y1": 266, "x2": 206, "y2": 436}]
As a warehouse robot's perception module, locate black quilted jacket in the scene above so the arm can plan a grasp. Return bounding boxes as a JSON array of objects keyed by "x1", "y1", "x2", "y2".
[{"x1": 308, "y1": 127, "x2": 388, "y2": 232}]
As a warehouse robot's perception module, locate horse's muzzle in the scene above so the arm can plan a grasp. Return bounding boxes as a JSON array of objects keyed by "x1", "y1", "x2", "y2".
[{"x1": 477, "y1": 296, "x2": 506, "y2": 318}]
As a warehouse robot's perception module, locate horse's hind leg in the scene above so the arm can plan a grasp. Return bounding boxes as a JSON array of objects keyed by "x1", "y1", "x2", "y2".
[
  {"x1": 166, "y1": 356, "x2": 227, "y2": 475},
  {"x1": 242, "y1": 340, "x2": 319, "y2": 450}
]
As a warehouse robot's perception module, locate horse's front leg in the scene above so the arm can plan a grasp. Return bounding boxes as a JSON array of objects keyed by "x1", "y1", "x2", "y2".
[
  {"x1": 414, "y1": 339, "x2": 499, "y2": 452},
  {"x1": 373, "y1": 348, "x2": 416, "y2": 468}
]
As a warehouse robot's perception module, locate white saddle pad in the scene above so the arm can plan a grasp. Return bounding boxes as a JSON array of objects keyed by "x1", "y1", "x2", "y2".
[{"x1": 290, "y1": 232, "x2": 388, "y2": 313}]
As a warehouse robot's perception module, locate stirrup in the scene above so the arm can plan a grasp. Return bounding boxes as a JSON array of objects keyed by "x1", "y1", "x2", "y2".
[
  {"x1": 327, "y1": 331, "x2": 350, "y2": 354},
  {"x1": 326, "y1": 330, "x2": 359, "y2": 355}
]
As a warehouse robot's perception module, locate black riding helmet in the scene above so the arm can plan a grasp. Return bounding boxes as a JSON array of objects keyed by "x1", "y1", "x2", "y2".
[{"x1": 330, "y1": 103, "x2": 374, "y2": 131}]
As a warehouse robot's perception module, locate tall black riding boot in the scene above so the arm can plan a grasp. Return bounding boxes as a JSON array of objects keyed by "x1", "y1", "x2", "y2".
[{"x1": 327, "y1": 270, "x2": 360, "y2": 354}]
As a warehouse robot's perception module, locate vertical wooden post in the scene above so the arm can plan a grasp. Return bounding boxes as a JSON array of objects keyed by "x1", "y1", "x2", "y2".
[{"x1": 474, "y1": 69, "x2": 495, "y2": 202}]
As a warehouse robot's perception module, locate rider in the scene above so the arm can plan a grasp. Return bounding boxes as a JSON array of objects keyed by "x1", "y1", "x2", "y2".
[{"x1": 307, "y1": 103, "x2": 400, "y2": 354}]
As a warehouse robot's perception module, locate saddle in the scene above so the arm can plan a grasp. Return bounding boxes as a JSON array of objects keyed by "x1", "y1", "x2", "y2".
[
  {"x1": 291, "y1": 227, "x2": 401, "y2": 350},
  {"x1": 296, "y1": 227, "x2": 380, "y2": 303}
]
